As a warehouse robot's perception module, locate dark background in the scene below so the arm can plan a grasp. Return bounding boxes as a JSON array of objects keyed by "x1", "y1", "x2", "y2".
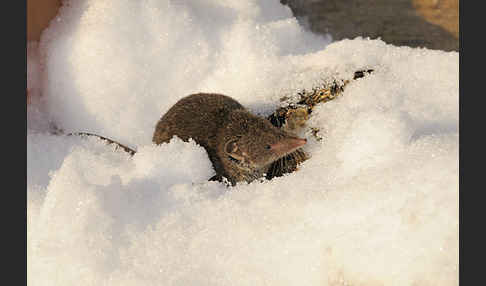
[{"x1": 281, "y1": 0, "x2": 459, "y2": 51}]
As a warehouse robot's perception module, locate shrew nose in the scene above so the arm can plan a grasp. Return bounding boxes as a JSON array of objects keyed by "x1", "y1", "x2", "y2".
[{"x1": 270, "y1": 137, "x2": 307, "y2": 155}]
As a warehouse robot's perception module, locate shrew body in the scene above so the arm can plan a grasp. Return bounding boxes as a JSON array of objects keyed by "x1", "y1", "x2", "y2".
[{"x1": 152, "y1": 93, "x2": 307, "y2": 185}]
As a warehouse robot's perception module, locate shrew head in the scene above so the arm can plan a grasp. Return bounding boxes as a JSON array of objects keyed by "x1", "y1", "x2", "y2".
[{"x1": 219, "y1": 110, "x2": 307, "y2": 173}]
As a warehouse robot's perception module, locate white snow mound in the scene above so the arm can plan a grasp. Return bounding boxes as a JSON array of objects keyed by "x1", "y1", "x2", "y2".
[{"x1": 28, "y1": 0, "x2": 458, "y2": 285}]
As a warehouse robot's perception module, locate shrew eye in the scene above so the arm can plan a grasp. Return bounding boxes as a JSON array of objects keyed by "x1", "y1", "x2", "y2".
[
  {"x1": 265, "y1": 145, "x2": 271, "y2": 150},
  {"x1": 228, "y1": 156, "x2": 240, "y2": 163}
]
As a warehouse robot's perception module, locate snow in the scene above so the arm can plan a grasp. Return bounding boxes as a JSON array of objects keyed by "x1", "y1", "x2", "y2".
[{"x1": 27, "y1": 0, "x2": 458, "y2": 285}]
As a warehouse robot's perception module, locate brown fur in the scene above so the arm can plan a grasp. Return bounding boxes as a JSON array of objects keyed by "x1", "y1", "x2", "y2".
[{"x1": 153, "y1": 93, "x2": 306, "y2": 185}]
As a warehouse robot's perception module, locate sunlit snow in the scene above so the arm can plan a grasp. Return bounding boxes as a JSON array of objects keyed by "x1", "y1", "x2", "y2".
[{"x1": 27, "y1": 0, "x2": 458, "y2": 285}]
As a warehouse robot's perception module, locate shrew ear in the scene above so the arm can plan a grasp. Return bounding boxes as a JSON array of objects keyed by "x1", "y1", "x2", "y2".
[
  {"x1": 224, "y1": 139, "x2": 245, "y2": 162},
  {"x1": 225, "y1": 139, "x2": 238, "y2": 154}
]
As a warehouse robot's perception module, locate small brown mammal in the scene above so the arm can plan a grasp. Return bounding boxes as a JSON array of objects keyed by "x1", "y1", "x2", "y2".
[{"x1": 153, "y1": 93, "x2": 307, "y2": 185}]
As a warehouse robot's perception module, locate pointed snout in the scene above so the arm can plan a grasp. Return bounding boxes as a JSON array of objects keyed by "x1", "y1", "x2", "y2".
[
  {"x1": 270, "y1": 137, "x2": 307, "y2": 156},
  {"x1": 286, "y1": 137, "x2": 307, "y2": 149}
]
